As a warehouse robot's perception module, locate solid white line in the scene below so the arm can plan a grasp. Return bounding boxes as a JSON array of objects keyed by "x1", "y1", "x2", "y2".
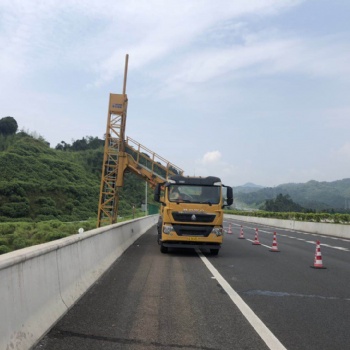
[{"x1": 196, "y1": 250, "x2": 287, "y2": 350}]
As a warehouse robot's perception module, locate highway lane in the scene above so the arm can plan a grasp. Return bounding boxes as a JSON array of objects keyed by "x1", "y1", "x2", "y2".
[
  {"x1": 33, "y1": 220, "x2": 350, "y2": 350},
  {"x1": 220, "y1": 219, "x2": 350, "y2": 350}
]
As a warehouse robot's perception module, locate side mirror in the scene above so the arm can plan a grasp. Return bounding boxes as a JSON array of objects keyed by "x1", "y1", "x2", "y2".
[{"x1": 226, "y1": 186, "x2": 233, "y2": 206}]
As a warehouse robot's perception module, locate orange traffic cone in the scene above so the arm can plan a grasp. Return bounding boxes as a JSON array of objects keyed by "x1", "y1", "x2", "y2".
[
  {"x1": 227, "y1": 223, "x2": 233, "y2": 234},
  {"x1": 310, "y1": 240, "x2": 327, "y2": 269},
  {"x1": 238, "y1": 225, "x2": 245, "y2": 239},
  {"x1": 269, "y1": 232, "x2": 280, "y2": 252},
  {"x1": 252, "y1": 228, "x2": 261, "y2": 245}
]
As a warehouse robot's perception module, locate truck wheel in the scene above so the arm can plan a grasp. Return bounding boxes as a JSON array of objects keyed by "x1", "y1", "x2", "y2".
[
  {"x1": 210, "y1": 248, "x2": 219, "y2": 255},
  {"x1": 160, "y1": 244, "x2": 168, "y2": 254}
]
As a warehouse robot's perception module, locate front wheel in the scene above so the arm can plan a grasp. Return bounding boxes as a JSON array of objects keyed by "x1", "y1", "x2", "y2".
[
  {"x1": 160, "y1": 244, "x2": 168, "y2": 254},
  {"x1": 210, "y1": 248, "x2": 219, "y2": 255}
]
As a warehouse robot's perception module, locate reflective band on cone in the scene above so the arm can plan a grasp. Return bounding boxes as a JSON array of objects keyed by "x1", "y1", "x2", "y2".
[{"x1": 310, "y1": 240, "x2": 327, "y2": 269}]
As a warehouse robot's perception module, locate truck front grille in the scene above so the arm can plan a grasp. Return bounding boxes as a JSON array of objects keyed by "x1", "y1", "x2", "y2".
[
  {"x1": 173, "y1": 225, "x2": 213, "y2": 237},
  {"x1": 172, "y1": 212, "x2": 216, "y2": 223}
]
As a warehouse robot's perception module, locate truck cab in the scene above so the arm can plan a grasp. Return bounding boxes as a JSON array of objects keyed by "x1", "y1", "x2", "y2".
[{"x1": 154, "y1": 175, "x2": 233, "y2": 255}]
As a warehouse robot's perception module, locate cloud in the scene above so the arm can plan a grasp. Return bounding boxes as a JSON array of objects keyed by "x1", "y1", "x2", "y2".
[
  {"x1": 4, "y1": 0, "x2": 346, "y2": 94},
  {"x1": 1, "y1": 0, "x2": 349, "y2": 188},
  {"x1": 64, "y1": 0, "x2": 305, "y2": 87},
  {"x1": 201, "y1": 151, "x2": 222, "y2": 165},
  {"x1": 158, "y1": 31, "x2": 350, "y2": 99},
  {"x1": 193, "y1": 151, "x2": 239, "y2": 185}
]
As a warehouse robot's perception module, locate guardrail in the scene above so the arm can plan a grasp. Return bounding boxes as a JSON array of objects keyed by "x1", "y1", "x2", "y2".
[{"x1": 0, "y1": 215, "x2": 158, "y2": 350}]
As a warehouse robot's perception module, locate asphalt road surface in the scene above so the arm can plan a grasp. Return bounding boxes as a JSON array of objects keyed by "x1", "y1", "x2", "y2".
[{"x1": 34, "y1": 218, "x2": 350, "y2": 350}]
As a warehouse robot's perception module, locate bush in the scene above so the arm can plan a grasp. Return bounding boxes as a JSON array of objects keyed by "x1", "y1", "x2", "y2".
[
  {"x1": 0, "y1": 202, "x2": 29, "y2": 218},
  {"x1": 0, "y1": 245, "x2": 11, "y2": 254},
  {"x1": 339, "y1": 214, "x2": 350, "y2": 223},
  {"x1": 225, "y1": 209, "x2": 350, "y2": 224},
  {"x1": 49, "y1": 221, "x2": 62, "y2": 229},
  {"x1": 0, "y1": 223, "x2": 16, "y2": 235},
  {"x1": 12, "y1": 236, "x2": 29, "y2": 250},
  {"x1": 35, "y1": 215, "x2": 58, "y2": 222},
  {"x1": 0, "y1": 237, "x2": 9, "y2": 245},
  {"x1": 46, "y1": 232, "x2": 70, "y2": 241}
]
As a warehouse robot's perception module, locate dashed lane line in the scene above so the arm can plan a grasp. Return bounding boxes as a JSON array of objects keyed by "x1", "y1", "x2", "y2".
[
  {"x1": 246, "y1": 239, "x2": 271, "y2": 249},
  {"x1": 224, "y1": 221, "x2": 350, "y2": 252}
]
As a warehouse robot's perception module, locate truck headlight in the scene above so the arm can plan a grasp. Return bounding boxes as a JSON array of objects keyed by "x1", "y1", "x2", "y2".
[
  {"x1": 212, "y1": 228, "x2": 223, "y2": 236},
  {"x1": 163, "y1": 225, "x2": 173, "y2": 234}
]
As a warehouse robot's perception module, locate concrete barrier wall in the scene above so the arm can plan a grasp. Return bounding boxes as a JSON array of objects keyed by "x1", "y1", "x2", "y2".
[
  {"x1": 0, "y1": 215, "x2": 158, "y2": 350},
  {"x1": 225, "y1": 214, "x2": 350, "y2": 239}
]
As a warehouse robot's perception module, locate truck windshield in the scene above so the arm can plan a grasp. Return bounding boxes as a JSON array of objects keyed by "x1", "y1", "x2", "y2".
[{"x1": 168, "y1": 185, "x2": 220, "y2": 204}]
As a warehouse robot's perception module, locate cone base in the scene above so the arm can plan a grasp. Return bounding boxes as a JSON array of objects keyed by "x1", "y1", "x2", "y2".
[
  {"x1": 252, "y1": 242, "x2": 261, "y2": 245},
  {"x1": 310, "y1": 265, "x2": 327, "y2": 269},
  {"x1": 238, "y1": 237, "x2": 245, "y2": 239},
  {"x1": 269, "y1": 249, "x2": 280, "y2": 252}
]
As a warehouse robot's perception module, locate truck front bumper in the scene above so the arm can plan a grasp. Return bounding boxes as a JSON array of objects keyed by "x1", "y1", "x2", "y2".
[{"x1": 160, "y1": 241, "x2": 221, "y2": 250}]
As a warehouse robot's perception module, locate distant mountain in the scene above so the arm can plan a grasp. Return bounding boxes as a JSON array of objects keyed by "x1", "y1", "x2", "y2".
[
  {"x1": 242, "y1": 182, "x2": 264, "y2": 188},
  {"x1": 234, "y1": 179, "x2": 350, "y2": 211},
  {"x1": 233, "y1": 183, "x2": 265, "y2": 194}
]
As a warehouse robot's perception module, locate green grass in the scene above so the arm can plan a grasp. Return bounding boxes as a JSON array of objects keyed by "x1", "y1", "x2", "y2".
[{"x1": 0, "y1": 209, "x2": 148, "y2": 255}]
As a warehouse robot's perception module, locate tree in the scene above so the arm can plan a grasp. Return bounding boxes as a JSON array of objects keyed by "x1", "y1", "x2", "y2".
[
  {"x1": 0, "y1": 116, "x2": 18, "y2": 136},
  {"x1": 264, "y1": 193, "x2": 304, "y2": 212},
  {"x1": 55, "y1": 136, "x2": 104, "y2": 151},
  {"x1": 71, "y1": 138, "x2": 88, "y2": 151},
  {"x1": 55, "y1": 141, "x2": 70, "y2": 151}
]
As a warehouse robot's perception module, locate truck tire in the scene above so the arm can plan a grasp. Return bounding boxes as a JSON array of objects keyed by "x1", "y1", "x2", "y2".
[
  {"x1": 210, "y1": 248, "x2": 219, "y2": 255},
  {"x1": 160, "y1": 244, "x2": 168, "y2": 254}
]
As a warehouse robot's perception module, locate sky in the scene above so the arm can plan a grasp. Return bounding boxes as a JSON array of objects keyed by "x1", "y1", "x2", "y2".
[{"x1": 1, "y1": 0, "x2": 350, "y2": 187}]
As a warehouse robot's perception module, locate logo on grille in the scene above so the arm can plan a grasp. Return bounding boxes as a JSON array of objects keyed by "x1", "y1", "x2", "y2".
[{"x1": 191, "y1": 214, "x2": 197, "y2": 221}]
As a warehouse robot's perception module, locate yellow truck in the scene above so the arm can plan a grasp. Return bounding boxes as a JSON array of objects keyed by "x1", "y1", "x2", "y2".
[{"x1": 154, "y1": 175, "x2": 233, "y2": 255}]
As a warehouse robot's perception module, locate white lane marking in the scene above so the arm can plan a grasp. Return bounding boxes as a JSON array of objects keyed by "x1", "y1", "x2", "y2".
[
  {"x1": 246, "y1": 239, "x2": 271, "y2": 249},
  {"x1": 196, "y1": 249, "x2": 287, "y2": 350},
  {"x1": 334, "y1": 247, "x2": 349, "y2": 251},
  {"x1": 320, "y1": 243, "x2": 349, "y2": 251},
  {"x1": 225, "y1": 221, "x2": 350, "y2": 252}
]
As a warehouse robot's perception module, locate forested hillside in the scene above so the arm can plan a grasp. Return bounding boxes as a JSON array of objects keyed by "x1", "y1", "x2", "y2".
[
  {"x1": 234, "y1": 179, "x2": 350, "y2": 212},
  {"x1": 0, "y1": 132, "x2": 150, "y2": 222}
]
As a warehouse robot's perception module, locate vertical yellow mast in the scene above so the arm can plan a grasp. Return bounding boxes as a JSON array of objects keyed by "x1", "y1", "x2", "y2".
[
  {"x1": 97, "y1": 54, "x2": 184, "y2": 227},
  {"x1": 97, "y1": 54, "x2": 129, "y2": 227},
  {"x1": 120, "y1": 53, "x2": 128, "y2": 152}
]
